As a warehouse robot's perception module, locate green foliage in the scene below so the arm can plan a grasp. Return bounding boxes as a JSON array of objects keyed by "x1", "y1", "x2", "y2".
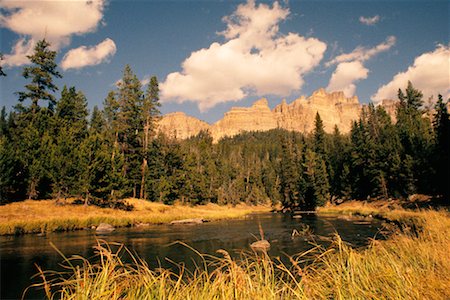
[
  {"x1": 1, "y1": 59, "x2": 444, "y2": 211},
  {"x1": 433, "y1": 95, "x2": 450, "y2": 200},
  {"x1": 16, "y1": 39, "x2": 62, "y2": 112}
]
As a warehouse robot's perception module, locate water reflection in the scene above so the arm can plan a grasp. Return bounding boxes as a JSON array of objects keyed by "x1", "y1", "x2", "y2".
[{"x1": 0, "y1": 213, "x2": 383, "y2": 299}]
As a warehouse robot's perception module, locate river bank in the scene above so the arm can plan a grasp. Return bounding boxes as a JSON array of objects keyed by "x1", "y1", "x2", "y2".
[
  {"x1": 33, "y1": 201, "x2": 449, "y2": 299},
  {"x1": 0, "y1": 199, "x2": 271, "y2": 235}
]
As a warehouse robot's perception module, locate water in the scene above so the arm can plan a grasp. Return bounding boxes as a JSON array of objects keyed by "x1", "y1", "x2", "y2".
[{"x1": 0, "y1": 213, "x2": 384, "y2": 299}]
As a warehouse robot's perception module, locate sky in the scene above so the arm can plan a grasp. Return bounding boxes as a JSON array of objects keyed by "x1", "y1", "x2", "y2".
[{"x1": 1, "y1": 0, "x2": 449, "y2": 124}]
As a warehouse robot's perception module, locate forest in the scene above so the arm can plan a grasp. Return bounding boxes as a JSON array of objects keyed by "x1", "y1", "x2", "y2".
[{"x1": 0, "y1": 40, "x2": 449, "y2": 210}]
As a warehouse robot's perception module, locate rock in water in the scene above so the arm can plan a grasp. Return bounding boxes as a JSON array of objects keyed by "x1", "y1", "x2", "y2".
[
  {"x1": 95, "y1": 223, "x2": 115, "y2": 233},
  {"x1": 250, "y1": 239, "x2": 271, "y2": 252},
  {"x1": 170, "y1": 218, "x2": 204, "y2": 225}
]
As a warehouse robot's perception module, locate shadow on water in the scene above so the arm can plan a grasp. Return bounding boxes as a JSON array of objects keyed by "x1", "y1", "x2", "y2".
[{"x1": 0, "y1": 213, "x2": 385, "y2": 299}]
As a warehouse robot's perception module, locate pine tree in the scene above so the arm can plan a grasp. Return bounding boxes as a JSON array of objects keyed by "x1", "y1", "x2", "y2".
[
  {"x1": 313, "y1": 112, "x2": 326, "y2": 157},
  {"x1": 90, "y1": 106, "x2": 106, "y2": 134},
  {"x1": 279, "y1": 135, "x2": 300, "y2": 209},
  {"x1": 433, "y1": 95, "x2": 450, "y2": 200},
  {"x1": 116, "y1": 65, "x2": 144, "y2": 197},
  {"x1": 396, "y1": 81, "x2": 433, "y2": 195},
  {"x1": 140, "y1": 76, "x2": 161, "y2": 199},
  {"x1": 16, "y1": 40, "x2": 62, "y2": 114},
  {"x1": 51, "y1": 86, "x2": 89, "y2": 200},
  {"x1": 303, "y1": 149, "x2": 328, "y2": 209}
]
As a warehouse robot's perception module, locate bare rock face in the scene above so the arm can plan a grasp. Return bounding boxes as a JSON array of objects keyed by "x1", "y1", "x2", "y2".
[
  {"x1": 274, "y1": 89, "x2": 361, "y2": 134},
  {"x1": 210, "y1": 98, "x2": 278, "y2": 141},
  {"x1": 158, "y1": 112, "x2": 210, "y2": 140},
  {"x1": 157, "y1": 88, "x2": 398, "y2": 142}
]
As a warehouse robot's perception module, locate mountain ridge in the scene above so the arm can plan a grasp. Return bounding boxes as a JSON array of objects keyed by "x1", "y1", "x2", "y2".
[{"x1": 158, "y1": 88, "x2": 397, "y2": 142}]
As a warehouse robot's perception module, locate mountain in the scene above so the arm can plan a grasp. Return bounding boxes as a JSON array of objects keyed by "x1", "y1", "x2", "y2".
[{"x1": 158, "y1": 88, "x2": 397, "y2": 142}]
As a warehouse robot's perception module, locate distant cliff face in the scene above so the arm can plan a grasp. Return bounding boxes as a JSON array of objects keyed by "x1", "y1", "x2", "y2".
[
  {"x1": 158, "y1": 112, "x2": 210, "y2": 140},
  {"x1": 158, "y1": 89, "x2": 396, "y2": 142}
]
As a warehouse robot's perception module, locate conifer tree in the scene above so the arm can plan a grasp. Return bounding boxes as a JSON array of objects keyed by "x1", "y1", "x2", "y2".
[
  {"x1": 433, "y1": 95, "x2": 450, "y2": 200},
  {"x1": 90, "y1": 106, "x2": 106, "y2": 134},
  {"x1": 396, "y1": 81, "x2": 433, "y2": 194},
  {"x1": 141, "y1": 76, "x2": 161, "y2": 199},
  {"x1": 14, "y1": 40, "x2": 61, "y2": 199},
  {"x1": 279, "y1": 135, "x2": 300, "y2": 209},
  {"x1": 17, "y1": 40, "x2": 61, "y2": 114},
  {"x1": 51, "y1": 86, "x2": 89, "y2": 200},
  {"x1": 313, "y1": 112, "x2": 326, "y2": 157},
  {"x1": 116, "y1": 65, "x2": 144, "y2": 197}
]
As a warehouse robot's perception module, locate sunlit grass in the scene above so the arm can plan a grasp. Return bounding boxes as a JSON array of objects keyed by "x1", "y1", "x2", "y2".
[
  {"x1": 0, "y1": 199, "x2": 271, "y2": 235},
  {"x1": 31, "y1": 207, "x2": 450, "y2": 300}
]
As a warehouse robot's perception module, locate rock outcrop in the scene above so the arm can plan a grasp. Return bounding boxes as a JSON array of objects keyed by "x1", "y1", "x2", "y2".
[
  {"x1": 158, "y1": 89, "x2": 397, "y2": 142},
  {"x1": 158, "y1": 112, "x2": 210, "y2": 140},
  {"x1": 211, "y1": 98, "x2": 278, "y2": 141},
  {"x1": 273, "y1": 89, "x2": 360, "y2": 134}
]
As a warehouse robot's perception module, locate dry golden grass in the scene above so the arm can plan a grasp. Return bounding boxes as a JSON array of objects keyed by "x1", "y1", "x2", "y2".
[
  {"x1": 0, "y1": 199, "x2": 271, "y2": 235},
  {"x1": 32, "y1": 207, "x2": 450, "y2": 300}
]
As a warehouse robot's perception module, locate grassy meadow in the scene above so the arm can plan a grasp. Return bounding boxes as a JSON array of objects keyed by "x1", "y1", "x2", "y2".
[
  {"x1": 0, "y1": 199, "x2": 271, "y2": 235},
  {"x1": 30, "y1": 202, "x2": 450, "y2": 300}
]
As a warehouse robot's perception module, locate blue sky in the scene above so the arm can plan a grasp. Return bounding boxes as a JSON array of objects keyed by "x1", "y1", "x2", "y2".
[{"x1": 1, "y1": 0, "x2": 449, "y2": 123}]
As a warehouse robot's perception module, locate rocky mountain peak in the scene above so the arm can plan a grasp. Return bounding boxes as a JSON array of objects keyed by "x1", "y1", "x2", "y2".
[{"x1": 157, "y1": 88, "x2": 396, "y2": 142}]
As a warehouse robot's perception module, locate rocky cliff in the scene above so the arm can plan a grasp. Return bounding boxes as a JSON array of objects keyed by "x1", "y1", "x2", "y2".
[
  {"x1": 158, "y1": 112, "x2": 210, "y2": 140},
  {"x1": 158, "y1": 89, "x2": 396, "y2": 142}
]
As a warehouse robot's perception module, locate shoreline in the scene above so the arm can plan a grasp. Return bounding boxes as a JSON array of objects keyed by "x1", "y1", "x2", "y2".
[
  {"x1": 0, "y1": 199, "x2": 272, "y2": 236},
  {"x1": 32, "y1": 201, "x2": 449, "y2": 299}
]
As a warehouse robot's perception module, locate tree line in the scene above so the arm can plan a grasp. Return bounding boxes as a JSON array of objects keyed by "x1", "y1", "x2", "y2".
[{"x1": 0, "y1": 40, "x2": 449, "y2": 209}]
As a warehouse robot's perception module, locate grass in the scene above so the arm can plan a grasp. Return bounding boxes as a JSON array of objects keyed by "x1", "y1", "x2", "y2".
[
  {"x1": 0, "y1": 199, "x2": 271, "y2": 235},
  {"x1": 30, "y1": 203, "x2": 450, "y2": 299}
]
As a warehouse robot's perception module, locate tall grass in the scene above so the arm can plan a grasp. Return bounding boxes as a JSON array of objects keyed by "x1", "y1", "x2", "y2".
[
  {"x1": 0, "y1": 199, "x2": 270, "y2": 235},
  {"x1": 31, "y1": 209, "x2": 450, "y2": 299}
]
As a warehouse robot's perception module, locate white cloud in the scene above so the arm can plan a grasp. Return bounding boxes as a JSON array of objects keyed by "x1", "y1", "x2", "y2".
[
  {"x1": 160, "y1": 0, "x2": 327, "y2": 112},
  {"x1": 2, "y1": 37, "x2": 35, "y2": 67},
  {"x1": 372, "y1": 45, "x2": 450, "y2": 103},
  {"x1": 61, "y1": 38, "x2": 116, "y2": 70},
  {"x1": 327, "y1": 61, "x2": 368, "y2": 97},
  {"x1": 326, "y1": 36, "x2": 396, "y2": 67},
  {"x1": 359, "y1": 15, "x2": 380, "y2": 26},
  {"x1": 0, "y1": 0, "x2": 107, "y2": 66},
  {"x1": 326, "y1": 36, "x2": 396, "y2": 96}
]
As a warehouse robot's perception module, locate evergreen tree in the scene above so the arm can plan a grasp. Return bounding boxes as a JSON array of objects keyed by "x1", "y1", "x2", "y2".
[
  {"x1": 313, "y1": 112, "x2": 326, "y2": 157},
  {"x1": 396, "y1": 81, "x2": 433, "y2": 195},
  {"x1": 141, "y1": 76, "x2": 161, "y2": 199},
  {"x1": 51, "y1": 86, "x2": 89, "y2": 200},
  {"x1": 279, "y1": 135, "x2": 301, "y2": 209},
  {"x1": 16, "y1": 40, "x2": 61, "y2": 114},
  {"x1": 116, "y1": 65, "x2": 144, "y2": 197},
  {"x1": 433, "y1": 95, "x2": 450, "y2": 200},
  {"x1": 90, "y1": 106, "x2": 106, "y2": 134}
]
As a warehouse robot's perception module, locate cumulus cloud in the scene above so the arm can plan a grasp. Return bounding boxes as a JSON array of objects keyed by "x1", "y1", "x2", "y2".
[
  {"x1": 327, "y1": 61, "x2": 369, "y2": 97},
  {"x1": 160, "y1": 0, "x2": 327, "y2": 111},
  {"x1": 326, "y1": 36, "x2": 396, "y2": 97},
  {"x1": 0, "y1": 0, "x2": 107, "y2": 66},
  {"x1": 372, "y1": 45, "x2": 450, "y2": 103},
  {"x1": 359, "y1": 15, "x2": 380, "y2": 26},
  {"x1": 61, "y1": 38, "x2": 116, "y2": 70}
]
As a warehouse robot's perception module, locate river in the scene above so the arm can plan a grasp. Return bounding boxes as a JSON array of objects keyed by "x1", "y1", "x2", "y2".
[{"x1": 0, "y1": 212, "x2": 384, "y2": 299}]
